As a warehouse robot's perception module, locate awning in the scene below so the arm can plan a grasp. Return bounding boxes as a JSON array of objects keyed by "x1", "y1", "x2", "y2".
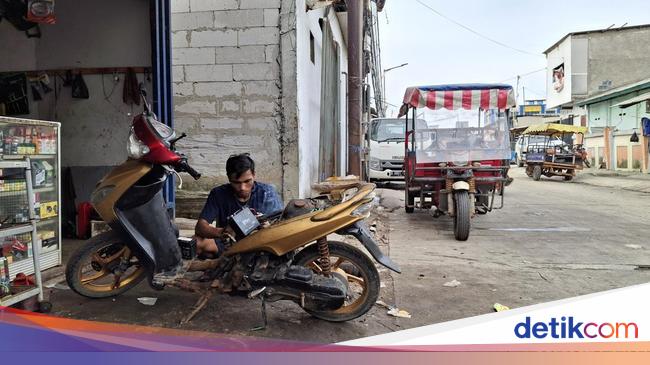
[
  {"x1": 611, "y1": 91, "x2": 650, "y2": 109},
  {"x1": 398, "y1": 84, "x2": 515, "y2": 117},
  {"x1": 522, "y1": 123, "x2": 588, "y2": 135}
]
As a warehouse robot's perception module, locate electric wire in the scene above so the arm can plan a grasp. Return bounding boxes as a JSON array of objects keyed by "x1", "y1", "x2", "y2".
[{"x1": 414, "y1": 0, "x2": 542, "y2": 57}]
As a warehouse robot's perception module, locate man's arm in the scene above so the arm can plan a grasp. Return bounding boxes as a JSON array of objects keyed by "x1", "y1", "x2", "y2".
[
  {"x1": 195, "y1": 218, "x2": 225, "y2": 239},
  {"x1": 196, "y1": 189, "x2": 224, "y2": 238}
]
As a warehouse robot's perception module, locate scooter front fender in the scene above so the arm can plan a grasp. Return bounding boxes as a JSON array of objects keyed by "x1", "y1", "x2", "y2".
[{"x1": 338, "y1": 221, "x2": 401, "y2": 273}]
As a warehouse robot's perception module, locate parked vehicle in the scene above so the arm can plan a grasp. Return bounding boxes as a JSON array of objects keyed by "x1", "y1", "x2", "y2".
[
  {"x1": 522, "y1": 123, "x2": 588, "y2": 181},
  {"x1": 399, "y1": 84, "x2": 516, "y2": 241},
  {"x1": 514, "y1": 134, "x2": 566, "y2": 167},
  {"x1": 65, "y1": 88, "x2": 400, "y2": 324},
  {"x1": 368, "y1": 118, "x2": 427, "y2": 182}
]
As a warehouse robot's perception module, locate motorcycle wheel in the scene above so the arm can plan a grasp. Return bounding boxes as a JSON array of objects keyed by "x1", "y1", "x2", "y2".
[
  {"x1": 293, "y1": 241, "x2": 380, "y2": 322},
  {"x1": 66, "y1": 231, "x2": 146, "y2": 298},
  {"x1": 453, "y1": 191, "x2": 471, "y2": 241}
]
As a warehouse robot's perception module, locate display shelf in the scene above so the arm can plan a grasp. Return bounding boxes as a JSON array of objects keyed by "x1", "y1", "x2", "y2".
[
  {"x1": 1, "y1": 154, "x2": 56, "y2": 160},
  {"x1": 0, "y1": 186, "x2": 55, "y2": 198},
  {"x1": 1, "y1": 117, "x2": 61, "y2": 297}
]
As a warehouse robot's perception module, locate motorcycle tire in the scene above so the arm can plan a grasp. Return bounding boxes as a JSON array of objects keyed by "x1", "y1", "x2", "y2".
[
  {"x1": 293, "y1": 241, "x2": 380, "y2": 322},
  {"x1": 453, "y1": 191, "x2": 470, "y2": 241},
  {"x1": 66, "y1": 231, "x2": 147, "y2": 298}
]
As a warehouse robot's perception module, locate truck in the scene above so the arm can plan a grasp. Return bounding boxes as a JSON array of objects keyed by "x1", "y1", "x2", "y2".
[{"x1": 368, "y1": 118, "x2": 427, "y2": 182}]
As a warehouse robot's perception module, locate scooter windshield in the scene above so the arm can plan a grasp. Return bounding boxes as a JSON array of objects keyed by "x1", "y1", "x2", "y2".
[{"x1": 412, "y1": 108, "x2": 511, "y2": 163}]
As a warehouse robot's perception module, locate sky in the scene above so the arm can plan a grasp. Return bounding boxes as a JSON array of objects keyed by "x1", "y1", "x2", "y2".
[{"x1": 379, "y1": 0, "x2": 650, "y2": 117}]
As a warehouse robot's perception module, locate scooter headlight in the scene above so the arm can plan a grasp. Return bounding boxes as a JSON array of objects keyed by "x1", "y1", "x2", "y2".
[{"x1": 127, "y1": 127, "x2": 150, "y2": 159}]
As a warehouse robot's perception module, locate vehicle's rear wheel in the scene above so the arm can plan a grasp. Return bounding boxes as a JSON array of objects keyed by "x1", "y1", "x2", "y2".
[
  {"x1": 405, "y1": 189, "x2": 414, "y2": 213},
  {"x1": 453, "y1": 191, "x2": 470, "y2": 241},
  {"x1": 532, "y1": 165, "x2": 542, "y2": 181},
  {"x1": 66, "y1": 231, "x2": 146, "y2": 298},
  {"x1": 564, "y1": 170, "x2": 574, "y2": 181},
  {"x1": 293, "y1": 241, "x2": 380, "y2": 322}
]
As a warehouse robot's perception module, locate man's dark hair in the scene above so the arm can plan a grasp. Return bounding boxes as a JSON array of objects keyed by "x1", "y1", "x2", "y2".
[{"x1": 226, "y1": 153, "x2": 255, "y2": 180}]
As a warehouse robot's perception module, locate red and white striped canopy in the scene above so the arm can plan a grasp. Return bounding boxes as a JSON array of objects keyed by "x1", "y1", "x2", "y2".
[{"x1": 398, "y1": 84, "x2": 516, "y2": 117}]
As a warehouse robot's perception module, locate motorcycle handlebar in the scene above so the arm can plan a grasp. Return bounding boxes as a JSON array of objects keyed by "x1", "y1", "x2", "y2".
[{"x1": 177, "y1": 160, "x2": 201, "y2": 180}]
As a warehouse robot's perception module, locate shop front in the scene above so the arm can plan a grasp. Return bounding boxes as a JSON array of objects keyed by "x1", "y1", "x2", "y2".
[{"x1": 0, "y1": 0, "x2": 174, "y2": 278}]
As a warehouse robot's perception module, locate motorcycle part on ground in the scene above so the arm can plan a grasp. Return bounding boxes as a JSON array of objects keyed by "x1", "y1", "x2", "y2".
[{"x1": 178, "y1": 237, "x2": 196, "y2": 260}]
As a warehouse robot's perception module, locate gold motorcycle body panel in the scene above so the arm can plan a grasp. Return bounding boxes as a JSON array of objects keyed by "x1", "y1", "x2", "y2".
[
  {"x1": 227, "y1": 194, "x2": 374, "y2": 257},
  {"x1": 93, "y1": 159, "x2": 153, "y2": 223}
]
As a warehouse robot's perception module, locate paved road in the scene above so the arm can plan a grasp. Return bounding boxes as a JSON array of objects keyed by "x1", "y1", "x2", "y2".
[
  {"x1": 47, "y1": 167, "x2": 650, "y2": 342},
  {"x1": 383, "y1": 166, "x2": 650, "y2": 326}
]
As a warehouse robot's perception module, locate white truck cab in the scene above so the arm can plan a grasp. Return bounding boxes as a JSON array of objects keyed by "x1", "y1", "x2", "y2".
[{"x1": 368, "y1": 118, "x2": 427, "y2": 181}]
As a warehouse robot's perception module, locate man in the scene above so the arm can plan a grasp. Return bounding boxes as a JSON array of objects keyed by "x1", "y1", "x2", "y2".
[{"x1": 194, "y1": 153, "x2": 284, "y2": 256}]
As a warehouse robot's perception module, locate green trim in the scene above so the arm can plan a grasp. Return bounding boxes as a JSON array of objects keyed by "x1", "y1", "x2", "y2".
[{"x1": 577, "y1": 81, "x2": 650, "y2": 106}]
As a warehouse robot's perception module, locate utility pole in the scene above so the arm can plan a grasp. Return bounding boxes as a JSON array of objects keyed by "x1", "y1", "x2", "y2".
[
  {"x1": 347, "y1": 0, "x2": 364, "y2": 177},
  {"x1": 382, "y1": 63, "x2": 408, "y2": 115}
]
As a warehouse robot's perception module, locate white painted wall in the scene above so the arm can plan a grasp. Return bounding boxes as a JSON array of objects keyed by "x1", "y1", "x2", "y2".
[
  {"x1": 296, "y1": 2, "x2": 348, "y2": 197},
  {"x1": 546, "y1": 37, "x2": 573, "y2": 109}
]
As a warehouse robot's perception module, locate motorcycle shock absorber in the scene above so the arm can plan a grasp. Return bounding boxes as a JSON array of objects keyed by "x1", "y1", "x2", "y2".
[{"x1": 316, "y1": 237, "x2": 331, "y2": 276}]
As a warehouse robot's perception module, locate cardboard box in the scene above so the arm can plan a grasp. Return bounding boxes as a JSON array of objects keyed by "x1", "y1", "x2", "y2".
[{"x1": 40, "y1": 201, "x2": 58, "y2": 219}]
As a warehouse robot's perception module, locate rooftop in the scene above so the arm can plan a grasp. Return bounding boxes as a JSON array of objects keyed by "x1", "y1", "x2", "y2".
[{"x1": 543, "y1": 23, "x2": 650, "y2": 55}]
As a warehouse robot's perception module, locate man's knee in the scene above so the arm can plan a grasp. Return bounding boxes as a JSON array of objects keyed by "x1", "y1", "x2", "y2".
[{"x1": 194, "y1": 236, "x2": 218, "y2": 253}]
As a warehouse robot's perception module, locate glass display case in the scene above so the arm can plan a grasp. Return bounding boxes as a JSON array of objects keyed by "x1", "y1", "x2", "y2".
[{"x1": 0, "y1": 116, "x2": 61, "y2": 279}]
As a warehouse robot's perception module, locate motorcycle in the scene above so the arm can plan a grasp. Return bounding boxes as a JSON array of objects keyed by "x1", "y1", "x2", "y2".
[{"x1": 64, "y1": 89, "x2": 400, "y2": 324}]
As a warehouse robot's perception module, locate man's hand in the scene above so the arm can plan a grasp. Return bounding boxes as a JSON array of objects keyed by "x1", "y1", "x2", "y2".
[{"x1": 221, "y1": 225, "x2": 234, "y2": 237}]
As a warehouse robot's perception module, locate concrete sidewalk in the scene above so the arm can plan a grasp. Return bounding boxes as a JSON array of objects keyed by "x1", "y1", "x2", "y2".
[{"x1": 573, "y1": 169, "x2": 650, "y2": 193}]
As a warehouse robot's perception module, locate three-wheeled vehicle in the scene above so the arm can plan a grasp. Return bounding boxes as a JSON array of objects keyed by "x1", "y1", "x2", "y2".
[
  {"x1": 399, "y1": 84, "x2": 516, "y2": 241},
  {"x1": 522, "y1": 123, "x2": 588, "y2": 181}
]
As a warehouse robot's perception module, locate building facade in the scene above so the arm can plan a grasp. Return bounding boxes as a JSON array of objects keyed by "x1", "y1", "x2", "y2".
[
  {"x1": 170, "y1": 0, "x2": 365, "y2": 211},
  {"x1": 544, "y1": 24, "x2": 650, "y2": 173},
  {"x1": 578, "y1": 79, "x2": 650, "y2": 172}
]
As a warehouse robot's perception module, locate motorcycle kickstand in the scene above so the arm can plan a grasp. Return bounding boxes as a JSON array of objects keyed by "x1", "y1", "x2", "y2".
[{"x1": 250, "y1": 296, "x2": 268, "y2": 331}]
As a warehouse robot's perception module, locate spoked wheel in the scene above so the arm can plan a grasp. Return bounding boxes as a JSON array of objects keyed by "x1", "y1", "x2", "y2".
[
  {"x1": 453, "y1": 191, "x2": 471, "y2": 241},
  {"x1": 66, "y1": 232, "x2": 146, "y2": 298},
  {"x1": 293, "y1": 241, "x2": 380, "y2": 322},
  {"x1": 532, "y1": 165, "x2": 542, "y2": 181}
]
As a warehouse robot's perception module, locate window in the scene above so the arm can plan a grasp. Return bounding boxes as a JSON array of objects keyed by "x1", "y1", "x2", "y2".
[{"x1": 309, "y1": 31, "x2": 315, "y2": 64}]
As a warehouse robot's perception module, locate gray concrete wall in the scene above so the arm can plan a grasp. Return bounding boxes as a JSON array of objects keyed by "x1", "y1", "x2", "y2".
[
  {"x1": 171, "y1": 0, "x2": 291, "y2": 197},
  {"x1": 587, "y1": 27, "x2": 650, "y2": 96},
  {"x1": 0, "y1": 22, "x2": 38, "y2": 72}
]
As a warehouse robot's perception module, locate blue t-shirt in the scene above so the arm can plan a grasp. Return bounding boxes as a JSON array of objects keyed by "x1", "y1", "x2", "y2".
[{"x1": 199, "y1": 182, "x2": 284, "y2": 228}]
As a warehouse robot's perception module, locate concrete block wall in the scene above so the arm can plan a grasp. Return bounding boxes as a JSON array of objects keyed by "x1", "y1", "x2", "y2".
[{"x1": 171, "y1": 0, "x2": 286, "y2": 195}]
